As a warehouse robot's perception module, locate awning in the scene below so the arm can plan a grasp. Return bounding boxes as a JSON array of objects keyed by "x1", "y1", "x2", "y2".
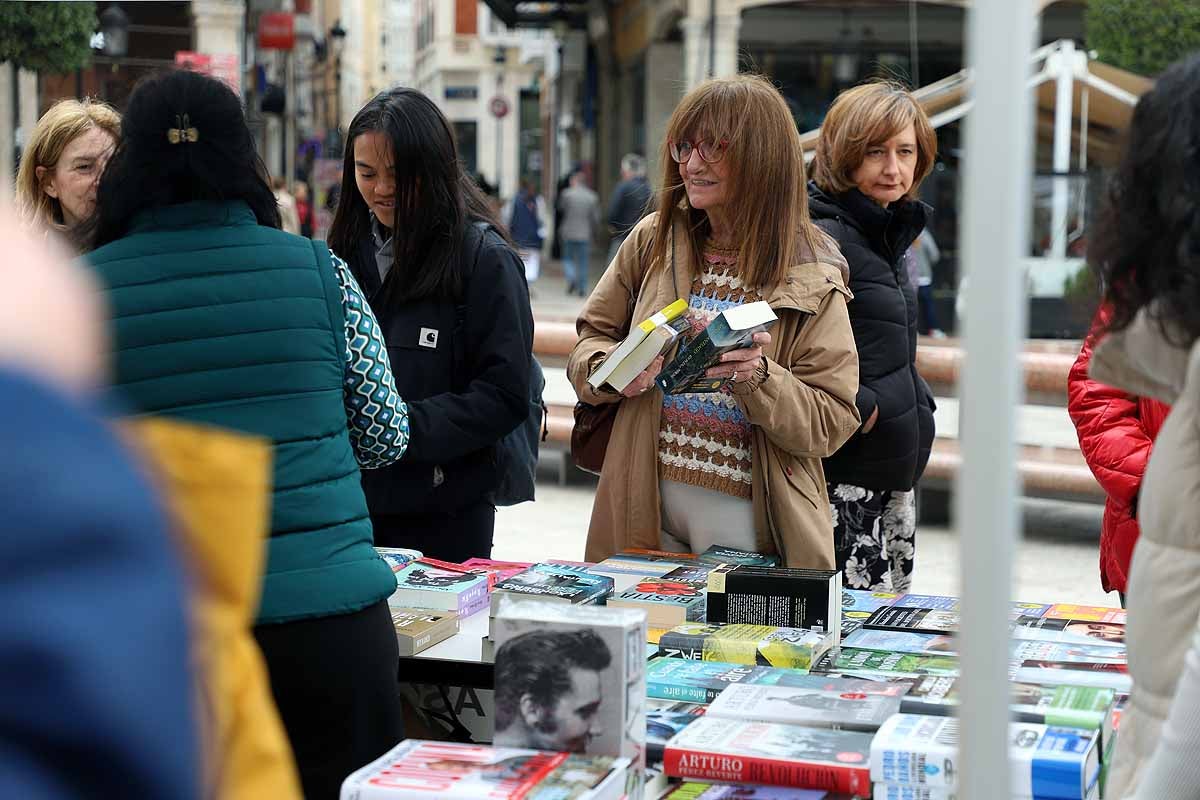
[
  {"x1": 800, "y1": 40, "x2": 1154, "y2": 167},
  {"x1": 482, "y1": 0, "x2": 588, "y2": 28}
]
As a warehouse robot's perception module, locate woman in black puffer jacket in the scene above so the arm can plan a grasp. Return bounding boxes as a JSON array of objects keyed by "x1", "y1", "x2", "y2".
[{"x1": 809, "y1": 81, "x2": 938, "y2": 592}]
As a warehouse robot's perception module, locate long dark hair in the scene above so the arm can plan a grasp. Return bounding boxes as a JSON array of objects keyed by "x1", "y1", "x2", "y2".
[
  {"x1": 1093, "y1": 53, "x2": 1200, "y2": 346},
  {"x1": 88, "y1": 69, "x2": 280, "y2": 250},
  {"x1": 327, "y1": 87, "x2": 507, "y2": 302}
]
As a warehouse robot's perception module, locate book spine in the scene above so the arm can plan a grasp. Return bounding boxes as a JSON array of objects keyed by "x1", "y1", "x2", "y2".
[
  {"x1": 663, "y1": 746, "x2": 870, "y2": 795},
  {"x1": 645, "y1": 680, "x2": 711, "y2": 704},
  {"x1": 656, "y1": 336, "x2": 719, "y2": 394},
  {"x1": 872, "y1": 742, "x2": 958, "y2": 788}
]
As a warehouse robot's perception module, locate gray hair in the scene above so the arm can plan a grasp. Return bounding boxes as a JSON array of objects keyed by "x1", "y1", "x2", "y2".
[{"x1": 620, "y1": 153, "x2": 645, "y2": 176}]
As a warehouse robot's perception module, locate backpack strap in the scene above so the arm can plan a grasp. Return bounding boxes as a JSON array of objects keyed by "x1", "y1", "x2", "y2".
[{"x1": 451, "y1": 221, "x2": 497, "y2": 390}]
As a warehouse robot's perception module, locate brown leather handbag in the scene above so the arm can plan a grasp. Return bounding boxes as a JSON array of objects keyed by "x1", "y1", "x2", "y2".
[
  {"x1": 570, "y1": 400, "x2": 618, "y2": 476},
  {"x1": 570, "y1": 228, "x2": 678, "y2": 476}
]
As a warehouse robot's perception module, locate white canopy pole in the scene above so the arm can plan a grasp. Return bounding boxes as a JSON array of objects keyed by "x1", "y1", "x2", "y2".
[
  {"x1": 1050, "y1": 40, "x2": 1076, "y2": 261},
  {"x1": 957, "y1": 0, "x2": 1035, "y2": 797}
]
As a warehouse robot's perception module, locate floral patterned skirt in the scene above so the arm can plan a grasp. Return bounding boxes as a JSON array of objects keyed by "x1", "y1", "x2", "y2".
[{"x1": 827, "y1": 483, "x2": 917, "y2": 592}]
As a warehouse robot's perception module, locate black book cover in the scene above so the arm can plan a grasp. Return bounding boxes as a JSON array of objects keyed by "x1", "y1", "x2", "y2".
[{"x1": 705, "y1": 565, "x2": 840, "y2": 633}]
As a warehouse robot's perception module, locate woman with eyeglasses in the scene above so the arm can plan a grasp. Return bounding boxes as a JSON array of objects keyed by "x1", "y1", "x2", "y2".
[
  {"x1": 808, "y1": 81, "x2": 939, "y2": 593},
  {"x1": 568, "y1": 74, "x2": 861, "y2": 567}
]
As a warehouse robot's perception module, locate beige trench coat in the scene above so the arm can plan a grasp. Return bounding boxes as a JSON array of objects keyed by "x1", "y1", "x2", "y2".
[{"x1": 567, "y1": 213, "x2": 861, "y2": 567}]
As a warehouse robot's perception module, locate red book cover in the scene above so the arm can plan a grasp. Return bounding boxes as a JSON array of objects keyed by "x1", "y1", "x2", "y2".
[
  {"x1": 416, "y1": 557, "x2": 495, "y2": 590},
  {"x1": 662, "y1": 717, "x2": 871, "y2": 795}
]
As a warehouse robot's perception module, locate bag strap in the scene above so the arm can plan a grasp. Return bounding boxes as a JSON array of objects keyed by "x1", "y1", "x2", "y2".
[{"x1": 451, "y1": 222, "x2": 492, "y2": 390}]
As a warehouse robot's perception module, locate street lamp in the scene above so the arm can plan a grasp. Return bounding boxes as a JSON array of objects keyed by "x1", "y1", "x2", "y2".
[{"x1": 99, "y1": 4, "x2": 130, "y2": 59}]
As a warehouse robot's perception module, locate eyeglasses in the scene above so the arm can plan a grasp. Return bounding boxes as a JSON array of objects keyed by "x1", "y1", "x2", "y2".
[{"x1": 669, "y1": 138, "x2": 730, "y2": 164}]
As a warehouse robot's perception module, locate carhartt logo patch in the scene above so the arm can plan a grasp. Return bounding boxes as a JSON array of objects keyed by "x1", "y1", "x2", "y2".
[{"x1": 419, "y1": 328, "x2": 439, "y2": 349}]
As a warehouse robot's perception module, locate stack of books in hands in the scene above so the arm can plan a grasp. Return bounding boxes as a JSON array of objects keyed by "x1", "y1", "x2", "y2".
[{"x1": 587, "y1": 299, "x2": 690, "y2": 394}]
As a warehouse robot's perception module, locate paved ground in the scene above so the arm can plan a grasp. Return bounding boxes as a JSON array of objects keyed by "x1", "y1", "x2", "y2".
[{"x1": 512, "y1": 257, "x2": 1114, "y2": 609}]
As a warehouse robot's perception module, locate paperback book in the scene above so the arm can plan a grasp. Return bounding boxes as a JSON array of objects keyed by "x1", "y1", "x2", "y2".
[
  {"x1": 460, "y1": 558, "x2": 534, "y2": 585},
  {"x1": 662, "y1": 717, "x2": 873, "y2": 795},
  {"x1": 588, "y1": 299, "x2": 689, "y2": 393},
  {"x1": 656, "y1": 301, "x2": 779, "y2": 394},
  {"x1": 376, "y1": 547, "x2": 424, "y2": 573},
  {"x1": 706, "y1": 565, "x2": 841, "y2": 633},
  {"x1": 1012, "y1": 640, "x2": 1127, "y2": 664},
  {"x1": 841, "y1": 590, "x2": 899, "y2": 637},
  {"x1": 391, "y1": 609, "x2": 459, "y2": 657},
  {"x1": 863, "y1": 606, "x2": 959, "y2": 635},
  {"x1": 888, "y1": 595, "x2": 1052, "y2": 620},
  {"x1": 870, "y1": 714, "x2": 1101, "y2": 799},
  {"x1": 646, "y1": 657, "x2": 910, "y2": 704},
  {"x1": 489, "y1": 564, "x2": 614, "y2": 617},
  {"x1": 588, "y1": 555, "x2": 696, "y2": 594},
  {"x1": 841, "y1": 629, "x2": 957, "y2": 657},
  {"x1": 1013, "y1": 660, "x2": 1131, "y2": 694},
  {"x1": 1044, "y1": 604, "x2": 1126, "y2": 624},
  {"x1": 390, "y1": 559, "x2": 490, "y2": 617},
  {"x1": 491, "y1": 597, "x2": 647, "y2": 798},
  {"x1": 666, "y1": 784, "x2": 850, "y2": 799},
  {"x1": 658, "y1": 622, "x2": 836, "y2": 669},
  {"x1": 608, "y1": 572, "x2": 708, "y2": 629},
  {"x1": 339, "y1": 740, "x2": 630, "y2": 800},
  {"x1": 832, "y1": 648, "x2": 959, "y2": 678},
  {"x1": 705, "y1": 682, "x2": 901, "y2": 731},
  {"x1": 646, "y1": 701, "x2": 706, "y2": 767},
  {"x1": 1011, "y1": 616, "x2": 1126, "y2": 648},
  {"x1": 697, "y1": 545, "x2": 781, "y2": 568}
]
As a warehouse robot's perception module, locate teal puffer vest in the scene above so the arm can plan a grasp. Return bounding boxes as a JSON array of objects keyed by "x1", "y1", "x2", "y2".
[{"x1": 88, "y1": 201, "x2": 396, "y2": 624}]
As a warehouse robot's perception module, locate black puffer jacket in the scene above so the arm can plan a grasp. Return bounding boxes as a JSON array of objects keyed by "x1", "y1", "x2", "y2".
[{"x1": 808, "y1": 181, "x2": 936, "y2": 492}]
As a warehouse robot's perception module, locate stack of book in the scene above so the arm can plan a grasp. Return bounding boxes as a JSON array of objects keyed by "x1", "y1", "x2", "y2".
[
  {"x1": 488, "y1": 564, "x2": 614, "y2": 619},
  {"x1": 705, "y1": 564, "x2": 841, "y2": 634},
  {"x1": 339, "y1": 740, "x2": 631, "y2": 799},
  {"x1": 389, "y1": 558, "x2": 490, "y2": 618},
  {"x1": 586, "y1": 299, "x2": 690, "y2": 394},
  {"x1": 658, "y1": 622, "x2": 836, "y2": 670},
  {"x1": 608, "y1": 566, "x2": 710, "y2": 629}
]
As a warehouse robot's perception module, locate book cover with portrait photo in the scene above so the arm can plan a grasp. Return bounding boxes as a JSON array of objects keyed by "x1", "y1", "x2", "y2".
[{"x1": 491, "y1": 597, "x2": 648, "y2": 799}]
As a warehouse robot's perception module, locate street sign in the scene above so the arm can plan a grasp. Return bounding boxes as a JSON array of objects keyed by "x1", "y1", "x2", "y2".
[
  {"x1": 258, "y1": 11, "x2": 296, "y2": 50},
  {"x1": 489, "y1": 95, "x2": 510, "y2": 119}
]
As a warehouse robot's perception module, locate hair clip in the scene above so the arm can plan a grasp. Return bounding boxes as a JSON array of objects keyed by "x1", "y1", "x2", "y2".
[{"x1": 167, "y1": 113, "x2": 199, "y2": 145}]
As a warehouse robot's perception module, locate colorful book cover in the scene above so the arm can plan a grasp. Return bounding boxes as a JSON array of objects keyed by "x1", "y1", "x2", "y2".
[
  {"x1": 841, "y1": 590, "x2": 899, "y2": 636},
  {"x1": 842, "y1": 629, "x2": 957, "y2": 656},
  {"x1": 608, "y1": 575, "x2": 707, "y2": 629},
  {"x1": 658, "y1": 623, "x2": 835, "y2": 670},
  {"x1": 376, "y1": 547, "x2": 424, "y2": 573},
  {"x1": 1012, "y1": 640, "x2": 1127, "y2": 664},
  {"x1": 697, "y1": 545, "x2": 781, "y2": 568},
  {"x1": 338, "y1": 739, "x2": 626, "y2": 799},
  {"x1": 489, "y1": 565, "x2": 614, "y2": 616},
  {"x1": 390, "y1": 560, "x2": 490, "y2": 617},
  {"x1": 656, "y1": 301, "x2": 779, "y2": 395},
  {"x1": 390, "y1": 609, "x2": 459, "y2": 657},
  {"x1": 833, "y1": 649, "x2": 959, "y2": 677},
  {"x1": 491, "y1": 597, "x2": 647, "y2": 799},
  {"x1": 1011, "y1": 615, "x2": 1126, "y2": 647},
  {"x1": 646, "y1": 657, "x2": 910, "y2": 704},
  {"x1": 870, "y1": 715, "x2": 1101, "y2": 798},
  {"x1": 460, "y1": 558, "x2": 533, "y2": 585},
  {"x1": 663, "y1": 717, "x2": 872, "y2": 795},
  {"x1": 864, "y1": 606, "x2": 959, "y2": 635},
  {"x1": 666, "y1": 783, "x2": 840, "y2": 799},
  {"x1": 1013, "y1": 660, "x2": 1132, "y2": 693},
  {"x1": 1044, "y1": 604, "x2": 1126, "y2": 624},
  {"x1": 646, "y1": 701, "x2": 706, "y2": 766},
  {"x1": 706, "y1": 682, "x2": 902, "y2": 731}
]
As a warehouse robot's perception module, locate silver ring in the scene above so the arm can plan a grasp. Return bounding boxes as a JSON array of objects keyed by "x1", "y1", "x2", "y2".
[{"x1": 639, "y1": 386, "x2": 649, "y2": 394}]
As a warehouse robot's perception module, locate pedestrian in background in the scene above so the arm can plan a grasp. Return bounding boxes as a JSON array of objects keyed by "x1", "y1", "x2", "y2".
[
  {"x1": 504, "y1": 176, "x2": 548, "y2": 283},
  {"x1": 607, "y1": 152, "x2": 652, "y2": 266},
  {"x1": 1085, "y1": 52, "x2": 1200, "y2": 800},
  {"x1": 1068, "y1": 303, "x2": 1168, "y2": 606},
  {"x1": 272, "y1": 176, "x2": 301, "y2": 235},
  {"x1": 295, "y1": 181, "x2": 315, "y2": 238},
  {"x1": 568, "y1": 74, "x2": 859, "y2": 566},
  {"x1": 328, "y1": 87, "x2": 534, "y2": 563},
  {"x1": 910, "y1": 230, "x2": 945, "y2": 337},
  {"x1": 809, "y1": 80, "x2": 939, "y2": 593},
  {"x1": 558, "y1": 170, "x2": 601, "y2": 296},
  {"x1": 84, "y1": 69, "x2": 411, "y2": 798},
  {"x1": 15, "y1": 97, "x2": 119, "y2": 246}
]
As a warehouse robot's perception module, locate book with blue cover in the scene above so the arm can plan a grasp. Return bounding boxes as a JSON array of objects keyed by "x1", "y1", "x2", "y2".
[
  {"x1": 841, "y1": 590, "x2": 899, "y2": 636},
  {"x1": 842, "y1": 629, "x2": 957, "y2": 657},
  {"x1": 656, "y1": 301, "x2": 779, "y2": 394},
  {"x1": 698, "y1": 545, "x2": 781, "y2": 568},
  {"x1": 390, "y1": 559, "x2": 490, "y2": 617},
  {"x1": 489, "y1": 564, "x2": 614, "y2": 617},
  {"x1": 646, "y1": 657, "x2": 909, "y2": 704},
  {"x1": 870, "y1": 714, "x2": 1101, "y2": 798}
]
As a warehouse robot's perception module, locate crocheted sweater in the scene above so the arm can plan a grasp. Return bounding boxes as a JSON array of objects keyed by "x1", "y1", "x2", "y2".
[{"x1": 658, "y1": 242, "x2": 760, "y2": 499}]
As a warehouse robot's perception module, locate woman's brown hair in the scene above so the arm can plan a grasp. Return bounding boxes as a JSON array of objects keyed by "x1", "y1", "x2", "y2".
[
  {"x1": 811, "y1": 81, "x2": 937, "y2": 200},
  {"x1": 650, "y1": 74, "x2": 829, "y2": 292}
]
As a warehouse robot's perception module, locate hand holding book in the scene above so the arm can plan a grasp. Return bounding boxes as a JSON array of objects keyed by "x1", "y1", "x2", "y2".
[
  {"x1": 706, "y1": 331, "x2": 771, "y2": 384},
  {"x1": 620, "y1": 355, "x2": 665, "y2": 398}
]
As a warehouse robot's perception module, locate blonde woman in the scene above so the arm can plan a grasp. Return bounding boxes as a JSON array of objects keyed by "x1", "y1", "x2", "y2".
[
  {"x1": 16, "y1": 98, "x2": 119, "y2": 240},
  {"x1": 568, "y1": 74, "x2": 860, "y2": 567},
  {"x1": 808, "y1": 81, "x2": 939, "y2": 592}
]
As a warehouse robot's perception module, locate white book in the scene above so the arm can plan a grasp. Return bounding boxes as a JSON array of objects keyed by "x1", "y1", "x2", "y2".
[
  {"x1": 870, "y1": 714, "x2": 1101, "y2": 798},
  {"x1": 706, "y1": 682, "x2": 901, "y2": 731},
  {"x1": 587, "y1": 299, "x2": 688, "y2": 391},
  {"x1": 604, "y1": 315, "x2": 691, "y2": 392},
  {"x1": 491, "y1": 597, "x2": 648, "y2": 799}
]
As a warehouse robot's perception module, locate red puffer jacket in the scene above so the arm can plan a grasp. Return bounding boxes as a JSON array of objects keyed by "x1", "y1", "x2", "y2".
[{"x1": 1068, "y1": 306, "x2": 1170, "y2": 594}]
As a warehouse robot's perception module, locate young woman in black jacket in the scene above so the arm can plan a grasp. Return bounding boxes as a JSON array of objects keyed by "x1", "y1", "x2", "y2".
[
  {"x1": 809, "y1": 81, "x2": 938, "y2": 592},
  {"x1": 328, "y1": 87, "x2": 534, "y2": 561}
]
